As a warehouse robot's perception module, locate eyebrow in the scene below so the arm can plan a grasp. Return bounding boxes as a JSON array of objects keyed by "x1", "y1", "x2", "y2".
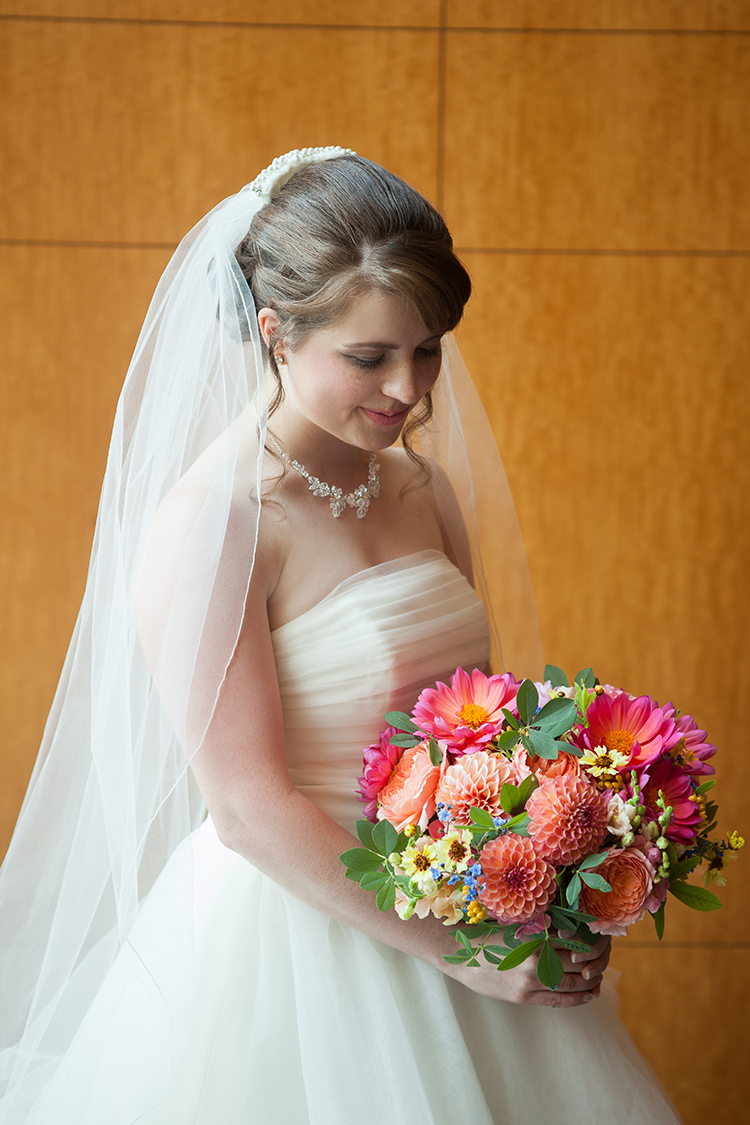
[{"x1": 342, "y1": 336, "x2": 442, "y2": 349}]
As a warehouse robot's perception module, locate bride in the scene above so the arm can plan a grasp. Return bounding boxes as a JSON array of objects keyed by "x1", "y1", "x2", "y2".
[{"x1": 0, "y1": 148, "x2": 682, "y2": 1123}]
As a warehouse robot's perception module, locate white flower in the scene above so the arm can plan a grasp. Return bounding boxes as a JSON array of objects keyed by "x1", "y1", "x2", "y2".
[{"x1": 606, "y1": 792, "x2": 638, "y2": 837}]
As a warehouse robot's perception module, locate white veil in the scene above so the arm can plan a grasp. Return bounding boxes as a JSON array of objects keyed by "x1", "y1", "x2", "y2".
[{"x1": 0, "y1": 148, "x2": 541, "y2": 1120}]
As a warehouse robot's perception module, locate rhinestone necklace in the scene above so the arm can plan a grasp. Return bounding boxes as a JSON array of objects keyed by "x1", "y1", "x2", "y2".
[{"x1": 268, "y1": 437, "x2": 380, "y2": 519}]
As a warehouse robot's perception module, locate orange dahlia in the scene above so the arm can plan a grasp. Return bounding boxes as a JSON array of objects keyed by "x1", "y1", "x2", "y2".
[
  {"x1": 526, "y1": 775, "x2": 608, "y2": 865},
  {"x1": 478, "y1": 835, "x2": 557, "y2": 924},
  {"x1": 434, "y1": 750, "x2": 513, "y2": 826}
]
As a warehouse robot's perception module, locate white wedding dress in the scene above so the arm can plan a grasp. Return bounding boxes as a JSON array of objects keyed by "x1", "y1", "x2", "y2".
[{"x1": 24, "y1": 551, "x2": 681, "y2": 1124}]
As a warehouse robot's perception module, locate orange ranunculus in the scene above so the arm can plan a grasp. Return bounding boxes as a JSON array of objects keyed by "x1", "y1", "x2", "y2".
[
  {"x1": 378, "y1": 741, "x2": 443, "y2": 832},
  {"x1": 512, "y1": 745, "x2": 580, "y2": 783},
  {"x1": 579, "y1": 847, "x2": 656, "y2": 937}
]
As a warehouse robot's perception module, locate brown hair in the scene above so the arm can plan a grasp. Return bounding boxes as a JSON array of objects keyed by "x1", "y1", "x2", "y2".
[{"x1": 236, "y1": 154, "x2": 472, "y2": 473}]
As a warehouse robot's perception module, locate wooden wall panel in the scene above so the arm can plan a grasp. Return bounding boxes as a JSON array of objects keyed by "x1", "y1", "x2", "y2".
[
  {"x1": 444, "y1": 31, "x2": 750, "y2": 249},
  {"x1": 447, "y1": 1, "x2": 750, "y2": 29},
  {"x1": 455, "y1": 253, "x2": 750, "y2": 954},
  {"x1": 610, "y1": 945, "x2": 750, "y2": 1121},
  {"x1": 0, "y1": 1, "x2": 440, "y2": 24},
  {"x1": 0, "y1": 245, "x2": 172, "y2": 848},
  {"x1": 455, "y1": 254, "x2": 750, "y2": 700},
  {"x1": 0, "y1": 21, "x2": 439, "y2": 243},
  {"x1": 1, "y1": 4, "x2": 747, "y2": 1121}
]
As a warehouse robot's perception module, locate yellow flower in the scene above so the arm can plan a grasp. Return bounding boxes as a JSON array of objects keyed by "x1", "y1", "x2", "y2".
[
  {"x1": 580, "y1": 745, "x2": 629, "y2": 777},
  {"x1": 728, "y1": 830, "x2": 745, "y2": 851},
  {"x1": 434, "y1": 829, "x2": 473, "y2": 873},
  {"x1": 466, "y1": 900, "x2": 488, "y2": 924},
  {"x1": 401, "y1": 837, "x2": 439, "y2": 895}
]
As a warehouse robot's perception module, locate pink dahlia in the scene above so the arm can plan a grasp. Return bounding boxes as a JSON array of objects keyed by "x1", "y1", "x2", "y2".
[
  {"x1": 357, "y1": 727, "x2": 402, "y2": 822},
  {"x1": 411, "y1": 667, "x2": 518, "y2": 755},
  {"x1": 662, "y1": 709, "x2": 716, "y2": 778},
  {"x1": 435, "y1": 750, "x2": 514, "y2": 826},
  {"x1": 575, "y1": 692, "x2": 675, "y2": 770},
  {"x1": 479, "y1": 835, "x2": 557, "y2": 924},
  {"x1": 579, "y1": 847, "x2": 656, "y2": 937},
  {"x1": 636, "y1": 758, "x2": 703, "y2": 845},
  {"x1": 526, "y1": 775, "x2": 608, "y2": 865}
]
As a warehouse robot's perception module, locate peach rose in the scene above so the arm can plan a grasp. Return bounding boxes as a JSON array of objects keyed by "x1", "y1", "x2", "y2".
[
  {"x1": 378, "y1": 741, "x2": 443, "y2": 832},
  {"x1": 512, "y1": 745, "x2": 580, "y2": 783},
  {"x1": 579, "y1": 846, "x2": 656, "y2": 937}
]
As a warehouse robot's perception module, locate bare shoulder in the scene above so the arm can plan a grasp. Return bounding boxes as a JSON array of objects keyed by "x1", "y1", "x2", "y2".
[{"x1": 134, "y1": 426, "x2": 283, "y2": 666}]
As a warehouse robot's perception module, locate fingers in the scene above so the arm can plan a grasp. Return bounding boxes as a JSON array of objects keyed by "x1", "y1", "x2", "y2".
[{"x1": 527, "y1": 987, "x2": 596, "y2": 1008}]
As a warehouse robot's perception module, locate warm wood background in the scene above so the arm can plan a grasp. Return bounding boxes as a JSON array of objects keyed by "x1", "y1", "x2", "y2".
[{"x1": 1, "y1": 3, "x2": 747, "y2": 1121}]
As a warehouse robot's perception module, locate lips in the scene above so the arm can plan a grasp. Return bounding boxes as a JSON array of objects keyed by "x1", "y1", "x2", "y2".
[{"x1": 361, "y1": 406, "x2": 410, "y2": 426}]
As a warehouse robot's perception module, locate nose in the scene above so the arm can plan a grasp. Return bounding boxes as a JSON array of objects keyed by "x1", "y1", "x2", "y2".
[{"x1": 380, "y1": 359, "x2": 421, "y2": 405}]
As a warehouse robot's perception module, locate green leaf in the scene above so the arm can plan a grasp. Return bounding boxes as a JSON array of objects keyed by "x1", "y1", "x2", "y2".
[
  {"x1": 501, "y1": 811, "x2": 530, "y2": 835},
  {"x1": 533, "y1": 697, "x2": 577, "y2": 737},
  {"x1": 670, "y1": 854, "x2": 701, "y2": 880},
  {"x1": 499, "y1": 781, "x2": 522, "y2": 816},
  {"x1": 536, "y1": 941, "x2": 564, "y2": 988},
  {"x1": 389, "y1": 732, "x2": 421, "y2": 747},
  {"x1": 359, "y1": 870, "x2": 391, "y2": 891},
  {"x1": 464, "y1": 921, "x2": 495, "y2": 939},
  {"x1": 695, "y1": 779, "x2": 716, "y2": 796},
  {"x1": 516, "y1": 774, "x2": 539, "y2": 804},
  {"x1": 482, "y1": 948, "x2": 504, "y2": 965},
  {"x1": 580, "y1": 872, "x2": 611, "y2": 893},
  {"x1": 469, "y1": 806, "x2": 497, "y2": 831},
  {"x1": 494, "y1": 728, "x2": 521, "y2": 751},
  {"x1": 428, "y1": 737, "x2": 443, "y2": 767},
  {"x1": 578, "y1": 850, "x2": 610, "y2": 871},
  {"x1": 544, "y1": 664, "x2": 570, "y2": 688},
  {"x1": 384, "y1": 711, "x2": 418, "y2": 733},
  {"x1": 574, "y1": 667, "x2": 595, "y2": 689},
  {"x1": 355, "y1": 819, "x2": 376, "y2": 850},
  {"x1": 456, "y1": 928, "x2": 474, "y2": 952},
  {"x1": 668, "y1": 881, "x2": 721, "y2": 911},
  {"x1": 516, "y1": 679, "x2": 539, "y2": 725},
  {"x1": 376, "y1": 879, "x2": 397, "y2": 912},
  {"x1": 526, "y1": 729, "x2": 562, "y2": 760},
  {"x1": 652, "y1": 901, "x2": 665, "y2": 940},
  {"x1": 339, "y1": 847, "x2": 384, "y2": 874},
  {"x1": 443, "y1": 950, "x2": 473, "y2": 965},
  {"x1": 371, "y1": 819, "x2": 398, "y2": 858},
  {"x1": 566, "y1": 873, "x2": 582, "y2": 908},
  {"x1": 496, "y1": 938, "x2": 544, "y2": 971},
  {"x1": 552, "y1": 936, "x2": 595, "y2": 953},
  {"x1": 501, "y1": 708, "x2": 520, "y2": 730}
]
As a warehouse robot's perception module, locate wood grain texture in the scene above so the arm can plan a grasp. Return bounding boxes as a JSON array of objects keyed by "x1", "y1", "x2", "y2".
[
  {"x1": 609, "y1": 945, "x2": 750, "y2": 1124},
  {"x1": 446, "y1": 0, "x2": 750, "y2": 30},
  {"x1": 0, "y1": 244, "x2": 172, "y2": 854},
  {"x1": 0, "y1": 1, "x2": 440, "y2": 24},
  {"x1": 455, "y1": 251, "x2": 749, "y2": 942},
  {"x1": 0, "y1": 21, "x2": 439, "y2": 243},
  {"x1": 443, "y1": 31, "x2": 750, "y2": 249}
]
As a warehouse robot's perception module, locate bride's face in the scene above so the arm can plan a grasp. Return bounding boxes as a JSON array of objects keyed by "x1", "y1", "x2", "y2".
[{"x1": 269, "y1": 290, "x2": 443, "y2": 451}]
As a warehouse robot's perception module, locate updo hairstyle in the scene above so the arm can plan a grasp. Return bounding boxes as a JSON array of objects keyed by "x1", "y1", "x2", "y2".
[{"x1": 236, "y1": 155, "x2": 472, "y2": 463}]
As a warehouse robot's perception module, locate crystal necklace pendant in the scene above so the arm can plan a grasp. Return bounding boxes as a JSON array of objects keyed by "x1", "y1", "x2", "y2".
[{"x1": 269, "y1": 437, "x2": 380, "y2": 519}]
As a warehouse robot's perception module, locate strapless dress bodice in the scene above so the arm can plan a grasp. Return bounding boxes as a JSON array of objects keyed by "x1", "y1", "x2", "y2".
[{"x1": 271, "y1": 549, "x2": 490, "y2": 832}]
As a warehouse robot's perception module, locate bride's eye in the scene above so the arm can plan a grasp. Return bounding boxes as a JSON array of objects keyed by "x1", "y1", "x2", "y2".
[
  {"x1": 348, "y1": 355, "x2": 385, "y2": 370},
  {"x1": 416, "y1": 346, "x2": 441, "y2": 361}
]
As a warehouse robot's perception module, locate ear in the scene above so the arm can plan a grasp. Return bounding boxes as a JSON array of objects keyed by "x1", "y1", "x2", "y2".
[{"x1": 257, "y1": 307, "x2": 282, "y2": 347}]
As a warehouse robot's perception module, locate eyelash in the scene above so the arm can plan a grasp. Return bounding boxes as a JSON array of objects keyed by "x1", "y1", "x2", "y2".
[{"x1": 348, "y1": 347, "x2": 440, "y2": 371}]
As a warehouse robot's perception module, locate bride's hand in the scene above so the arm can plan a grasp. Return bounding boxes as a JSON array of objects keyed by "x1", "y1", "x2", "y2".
[{"x1": 444, "y1": 932, "x2": 612, "y2": 1007}]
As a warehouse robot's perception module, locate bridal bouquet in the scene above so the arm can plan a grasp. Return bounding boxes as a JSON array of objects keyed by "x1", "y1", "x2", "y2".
[{"x1": 340, "y1": 665, "x2": 742, "y2": 988}]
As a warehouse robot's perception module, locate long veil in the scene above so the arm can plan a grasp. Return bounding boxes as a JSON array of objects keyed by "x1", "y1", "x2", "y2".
[{"x1": 0, "y1": 156, "x2": 541, "y2": 1120}]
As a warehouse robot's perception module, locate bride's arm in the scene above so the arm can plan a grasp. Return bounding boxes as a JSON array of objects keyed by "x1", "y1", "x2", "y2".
[{"x1": 187, "y1": 556, "x2": 608, "y2": 1010}]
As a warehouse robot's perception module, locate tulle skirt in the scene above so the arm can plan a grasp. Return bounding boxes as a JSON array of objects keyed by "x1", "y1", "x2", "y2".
[{"x1": 24, "y1": 817, "x2": 681, "y2": 1125}]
